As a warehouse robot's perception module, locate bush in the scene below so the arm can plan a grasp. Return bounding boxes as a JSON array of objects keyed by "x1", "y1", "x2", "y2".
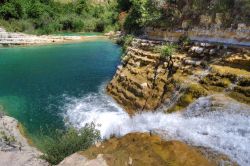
[
  {"x1": 27, "y1": 2, "x2": 46, "y2": 19},
  {"x1": 0, "y1": 0, "x2": 120, "y2": 34},
  {"x1": 0, "y1": 1, "x2": 24, "y2": 20},
  {"x1": 154, "y1": 44, "x2": 176, "y2": 59},
  {"x1": 178, "y1": 35, "x2": 191, "y2": 46},
  {"x1": 41, "y1": 123, "x2": 100, "y2": 165},
  {"x1": 120, "y1": 35, "x2": 134, "y2": 50}
]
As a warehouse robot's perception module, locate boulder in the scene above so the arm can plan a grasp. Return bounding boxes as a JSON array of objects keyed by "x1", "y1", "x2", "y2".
[
  {"x1": 200, "y1": 15, "x2": 212, "y2": 27},
  {"x1": 190, "y1": 46, "x2": 204, "y2": 54},
  {"x1": 140, "y1": 83, "x2": 148, "y2": 89},
  {"x1": 209, "y1": 49, "x2": 216, "y2": 55}
]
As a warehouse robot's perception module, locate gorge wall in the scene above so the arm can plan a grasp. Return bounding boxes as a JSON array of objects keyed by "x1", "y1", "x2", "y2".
[
  {"x1": 145, "y1": 12, "x2": 250, "y2": 47},
  {"x1": 107, "y1": 37, "x2": 250, "y2": 114}
]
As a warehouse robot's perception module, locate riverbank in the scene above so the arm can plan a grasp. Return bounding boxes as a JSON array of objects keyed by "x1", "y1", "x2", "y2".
[{"x1": 0, "y1": 27, "x2": 107, "y2": 47}]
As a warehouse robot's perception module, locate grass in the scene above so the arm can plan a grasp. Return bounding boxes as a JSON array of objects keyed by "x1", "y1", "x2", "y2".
[
  {"x1": 17, "y1": 122, "x2": 34, "y2": 146},
  {"x1": 0, "y1": 131, "x2": 16, "y2": 145}
]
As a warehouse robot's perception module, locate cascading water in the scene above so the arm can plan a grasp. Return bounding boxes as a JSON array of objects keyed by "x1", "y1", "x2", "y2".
[
  {"x1": 157, "y1": 66, "x2": 212, "y2": 112},
  {"x1": 156, "y1": 84, "x2": 186, "y2": 111},
  {"x1": 224, "y1": 76, "x2": 241, "y2": 93},
  {"x1": 64, "y1": 84, "x2": 250, "y2": 166}
]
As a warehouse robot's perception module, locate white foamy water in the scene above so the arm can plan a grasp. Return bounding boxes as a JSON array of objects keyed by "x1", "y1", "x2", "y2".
[{"x1": 64, "y1": 87, "x2": 250, "y2": 166}]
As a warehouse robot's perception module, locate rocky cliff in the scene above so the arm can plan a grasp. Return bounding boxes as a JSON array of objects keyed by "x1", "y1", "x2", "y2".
[{"x1": 107, "y1": 38, "x2": 250, "y2": 114}]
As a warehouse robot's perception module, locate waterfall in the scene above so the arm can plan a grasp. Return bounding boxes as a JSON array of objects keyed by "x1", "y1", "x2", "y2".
[
  {"x1": 157, "y1": 66, "x2": 212, "y2": 112},
  {"x1": 224, "y1": 76, "x2": 241, "y2": 93},
  {"x1": 64, "y1": 83, "x2": 250, "y2": 166}
]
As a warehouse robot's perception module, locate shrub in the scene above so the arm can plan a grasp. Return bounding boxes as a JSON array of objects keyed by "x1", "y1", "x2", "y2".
[
  {"x1": 0, "y1": 0, "x2": 120, "y2": 34},
  {"x1": 121, "y1": 35, "x2": 134, "y2": 50},
  {"x1": 27, "y1": 2, "x2": 47, "y2": 19},
  {"x1": 178, "y1": 35, "x2": 191, "y2": 46},
  {"x1": 158, "y1": 44, "x2": 176, "y2": 59},
  {"x1": 41, "y1": 123, "x2": 100, "y2": 165},
  {"x1": 0, "y1": 1, "x2": 24, "y2": 20}
]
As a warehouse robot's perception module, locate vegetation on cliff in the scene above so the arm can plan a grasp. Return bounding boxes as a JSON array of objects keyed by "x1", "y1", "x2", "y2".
[
  {"x1": 40, "y1": 123, "x2": 100, "y2": 164},
  {"x1": 0, "y1": 0, "x2": 119, "y2": 34},
  {"x1": 121, "y1": 0, "x2": 250, "y2": 34},
  {"x1": 1, "y1": 0, "x2": 250, "y2": 35}
]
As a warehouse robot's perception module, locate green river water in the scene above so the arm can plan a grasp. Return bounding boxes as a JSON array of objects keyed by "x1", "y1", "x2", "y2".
[{"x1": 0, "y1": 40, "x2": 121, "y2": 144}]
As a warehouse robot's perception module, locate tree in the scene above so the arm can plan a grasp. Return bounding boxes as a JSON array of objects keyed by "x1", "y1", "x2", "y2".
[
  {"x1": 0, "y1": 0, "x2": 24, "y2": 20},
  {"x1": 124, "y1": 0, "x2": 161, "y2": 34},
  {"x1": 27, "y1": 2, "x2": 46, "y2": 19},
  {"x1": 159, "y1": 44, "x2": 176, "y2": 78},
  {"x1": 75, "y1": 0, "x2": 89, "y2": 15}
]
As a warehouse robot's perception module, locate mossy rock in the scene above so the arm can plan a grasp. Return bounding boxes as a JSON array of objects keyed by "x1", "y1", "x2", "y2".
[
  {"x1": 179, "y1": 94, "x2": 194, "y2": 107},
  {"x1": 168, "y1": 105, "x2": 185, "y2": 113},
  {"x1": 167, "y1": 84, "x2": 208, "y2": 113},
  {"x1": 81, "y1": 133, "x2": 217, "y2": 166},
  {"x1": 229, "y1": 92, "x2": 250, "y2": 105},
  {"x1": 187, "y1": 84, "x2": 208, "y2": 97},
  {"x1": 234, "y1": 86, "x2": 250, "y2": 97},
  {"x1": 201, "y1": 74, "x2": 231, "y2": 88},
  {"x1": 238, "y1": 78, "x2": 250, "y2": 87}
]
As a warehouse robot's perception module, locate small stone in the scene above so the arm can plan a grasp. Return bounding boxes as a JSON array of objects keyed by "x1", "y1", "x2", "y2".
[
  {"x1": 200, "y1": 43, "x2": 211, "y2": 47},
  {"x1": 135, "y1": 62, "x2": 140, "y2": 67},
  {"x1": 209, "y1": 49, "x2": 216, "y2": 55},
  {"x1": 140, "y1": 83, "x2": 148, "y2": 89},
  {"x1": 182, "y1": 20, "x2": 190, "y2": 29},
  {"x1": 117, "y1": 65, "x2": 123, "y2": 70},
  {"x1": 95, "y1": 142, "x2": 101, "y2": 148},
  {"x1": 184, "y1": 60, "x2": 201, "y2": 66},
  {"x1": 190, "y1": 46, "x2": 204, "y2": 54},
  {"x1": 237, "y1": 23, "x2": 247, "y2": 31},
  {"x1": 157, "y1": 68, "x2": 163, "y2": 73},
  {"x1": 128, "y1": 157, "x2": 133, "y2": 165}
]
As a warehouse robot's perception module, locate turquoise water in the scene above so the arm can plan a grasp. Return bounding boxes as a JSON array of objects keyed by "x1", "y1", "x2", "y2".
[
  {"x1": 0, "y1": 40, "x2": 121, "y2": 140},
  {"x1": 53, "y1": 32, "x2": 103, "y2": 36}
]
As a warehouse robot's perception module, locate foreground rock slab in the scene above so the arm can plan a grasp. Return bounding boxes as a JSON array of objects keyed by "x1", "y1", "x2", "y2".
[
  {"x1": 79, "y1": 133, "x2": 235, "y2": 166},
  {"x1": 0, "y1": 116, "x2": 48, "y2": 166},
  {"x1": 58, "y1": 153, "x2": 108, "y2": 166}
]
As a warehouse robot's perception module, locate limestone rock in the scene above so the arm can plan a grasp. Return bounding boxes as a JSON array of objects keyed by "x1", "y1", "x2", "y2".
[
  {"x1": 200, "y1": 15, "x2": 212, "y2": 27},
  {"x1": 81, "y1": 133, "x2": 223, "y2": 166},
  {"x1": 58, "y1": 153, "x2": 108, "y2": 166},
  {"x1": 190, "y1": 46, "x2": 204, "y2": 54},
  {"x1": 0, "y1": 116, "x2": 48, "y2": 166}
]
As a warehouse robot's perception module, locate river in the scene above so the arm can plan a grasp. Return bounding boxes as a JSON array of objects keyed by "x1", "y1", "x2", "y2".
[{"x1": 0, "y1": 40, "x2": 121, "y2": 143}]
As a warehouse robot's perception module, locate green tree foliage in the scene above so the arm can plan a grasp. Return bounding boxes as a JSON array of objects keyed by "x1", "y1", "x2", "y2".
[
  {"x1": 0, "y1": 0, "x2": 119, "y2": 34},
  {"x1": 124, "y1": 0, "x2": 161, "y2": 34},
  {"x1": 122, "y1": 0, "x2": 250, "y2": 34},
  {"x1": 0, "y1": 0, "x2": 24, "y2": 20},
  {"x1": 117, "y1": 0, "x2": 131, "y2": 11},
  {"x1": 159, "y1": 44, "x2": 176, "y2": 59},
  {"x1": 154, "y1": 43, "x2": 176, "y2": 77},
  {"x1": 41, "y1": 123, "x2": 100, "y2": 165}
]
